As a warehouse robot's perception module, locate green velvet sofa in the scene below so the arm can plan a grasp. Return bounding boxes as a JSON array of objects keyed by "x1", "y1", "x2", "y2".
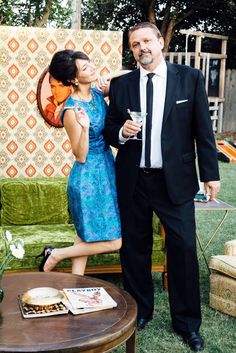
[{"x1": 0, "y1": 177, "x2": 166, "y2": 281}]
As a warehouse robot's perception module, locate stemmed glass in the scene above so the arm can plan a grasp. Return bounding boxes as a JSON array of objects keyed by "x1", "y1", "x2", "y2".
[{"x1": 127, "y1": 109, "x2": 147, "y2": 140}]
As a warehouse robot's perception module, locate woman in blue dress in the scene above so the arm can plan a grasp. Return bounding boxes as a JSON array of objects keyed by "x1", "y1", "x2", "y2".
[{"x1": 40, "y1": 50, "x2": 124, "y2": 274}]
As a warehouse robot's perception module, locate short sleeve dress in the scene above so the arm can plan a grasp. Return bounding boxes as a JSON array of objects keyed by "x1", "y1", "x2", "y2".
[{"x1": 61, "y1": 88, "x2": 121, "y2": 242}]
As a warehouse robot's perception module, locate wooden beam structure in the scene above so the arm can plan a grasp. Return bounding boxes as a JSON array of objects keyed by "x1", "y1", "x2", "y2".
[{"x1": 164, "y1": 30, "x2": 228, "y2": 133}]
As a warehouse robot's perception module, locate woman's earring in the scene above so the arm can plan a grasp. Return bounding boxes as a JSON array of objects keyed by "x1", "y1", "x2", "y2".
[{"x1": 74, "y1": 78, "x2": 79, "y2": 86}]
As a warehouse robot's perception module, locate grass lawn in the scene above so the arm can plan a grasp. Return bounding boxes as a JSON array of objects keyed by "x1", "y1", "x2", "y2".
[{"x1": 111, "y1": 161, "x2": 236, "y2": 353}]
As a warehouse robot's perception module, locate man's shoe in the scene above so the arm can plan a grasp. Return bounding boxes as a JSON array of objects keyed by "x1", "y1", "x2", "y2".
[
  {"x1": 137, "y1": 317, "x2": 152, "y2": 330},
  {"x1": 182, "y1": 332, "x2": 204, "y2": 351}
]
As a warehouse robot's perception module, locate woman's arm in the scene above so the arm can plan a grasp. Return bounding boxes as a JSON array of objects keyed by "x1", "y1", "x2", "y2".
[
  {"x1": 96, "y1": 70, "x2": 131, "y2": 97},
  {"x1": 63, "y1": 108, "x2": 89, "y2": 163}
]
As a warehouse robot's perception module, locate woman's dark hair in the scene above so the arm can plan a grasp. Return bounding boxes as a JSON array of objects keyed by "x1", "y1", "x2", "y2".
[{"x1": 48, "y1": 50, "x2": 89, "y2": 86}]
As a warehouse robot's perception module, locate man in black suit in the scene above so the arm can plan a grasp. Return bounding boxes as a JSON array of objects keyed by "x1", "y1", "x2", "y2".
[{"x1": 104, "y1": 22, "x2": 220, "y2": 351}]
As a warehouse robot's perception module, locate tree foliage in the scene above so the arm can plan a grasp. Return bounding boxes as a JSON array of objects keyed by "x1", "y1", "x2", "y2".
[
  {"x1": 0, "y1": 0, "x2": 235, "y2": 68},
  {"x1": 0, "y1": 0, "x2": 73, "y2": 28},
  {"x1": 81, "y1": 0, "x2": 236, "y2": 68}
]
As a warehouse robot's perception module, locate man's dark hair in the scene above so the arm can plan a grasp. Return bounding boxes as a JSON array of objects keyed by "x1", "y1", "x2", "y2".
[
  {"x1": 128, "y1": 22, "x2": 162, "y2": 42},
  {"x1": 49, "y1": 50, "x2": 89, "y2": 86}
]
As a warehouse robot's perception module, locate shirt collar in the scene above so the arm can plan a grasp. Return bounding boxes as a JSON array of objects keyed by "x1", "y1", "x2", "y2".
[{"x1": 140, "y1": 59, "x2": 167, "y2": 79}]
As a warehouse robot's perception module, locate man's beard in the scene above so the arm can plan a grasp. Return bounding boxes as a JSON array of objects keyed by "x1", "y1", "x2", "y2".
[{"x1": 139, "y1": 53, "x2": 153, "y2": 66}]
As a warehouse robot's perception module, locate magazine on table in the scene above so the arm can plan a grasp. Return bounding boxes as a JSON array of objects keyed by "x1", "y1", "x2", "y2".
[
  {"x1": 62, "y1": 298, "x2": 117, "y2": 315},
  {"x1": 62, "y1": 287, "x2": 117, "y2": 310},
  {"x1": 18, "y1": 286, "x2": 117, "y2": 318}
]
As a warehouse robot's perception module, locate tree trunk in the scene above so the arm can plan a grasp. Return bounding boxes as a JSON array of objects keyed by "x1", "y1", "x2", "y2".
[
  {"x1": 35, "y1": 0, "x2": 53, "y2": 27},
  {"x1": 71, "y1": 0, "x2": 81, "y2": 29},
  {"x1": 163, "y1": 19, "x2": 176, "y2": 52},
  {"x1": 146, "y1": 0, "x2": 156, "y2": 24},
  {"x1": 160, "y1": 0, "x2": 172, "y2": 37},
  {"x1": 162, "y1": 7, "x2": 194, "y2": 51}
]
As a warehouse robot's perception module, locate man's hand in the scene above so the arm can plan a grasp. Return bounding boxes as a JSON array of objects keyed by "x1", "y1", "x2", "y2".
[
  {"x1": 122, "y1": 119, "x2": 142, "y2": 138},
  {"x1": 204, "y1": 181, "x2": 221, "y2": 201}
]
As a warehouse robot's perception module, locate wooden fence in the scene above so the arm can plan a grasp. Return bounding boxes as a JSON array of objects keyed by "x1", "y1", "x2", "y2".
[
  {"x1": 164, "y1": 56, "x2": 236, "y2": 132},
  {"x1": 164, "y1": 31, "x2": 231, "y2": 133},
  {"x1": 163, "y1": 53, "x2": 235, "y2": 133},
  {"x1": 164, "y1": 51, "x2": 226, "y2": 133},
  {"x1": 224, "y1": 69, "x2": 236, "y2": 132}
]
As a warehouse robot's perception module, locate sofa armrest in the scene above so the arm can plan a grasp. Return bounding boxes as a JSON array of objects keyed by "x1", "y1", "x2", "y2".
[{"x1": 224, "y1": 239, "x2": 236, "y2": 256}]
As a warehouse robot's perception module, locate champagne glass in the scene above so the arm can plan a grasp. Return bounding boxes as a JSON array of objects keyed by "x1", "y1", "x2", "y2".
[{"x1": 127, "y1": 109, "x2": 147, "y2": 140}]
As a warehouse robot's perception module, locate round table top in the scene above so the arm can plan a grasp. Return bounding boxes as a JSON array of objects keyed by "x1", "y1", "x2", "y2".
[{"x1": 0, "y1": 272, "x2": 137, "y2": 353}]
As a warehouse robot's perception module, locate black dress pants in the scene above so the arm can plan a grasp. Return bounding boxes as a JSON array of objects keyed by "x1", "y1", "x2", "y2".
[{"x1": 119, "y1": 169, "x2": 201, "y2": 334}]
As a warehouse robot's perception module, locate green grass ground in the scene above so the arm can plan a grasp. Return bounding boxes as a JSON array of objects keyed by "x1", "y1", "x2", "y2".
[{"x1": 110, "y1": 162, "x2": 236, "y2": 353}]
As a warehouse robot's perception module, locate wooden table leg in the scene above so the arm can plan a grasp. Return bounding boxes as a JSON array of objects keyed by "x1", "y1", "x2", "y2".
[{"x1": 126, "y1": 330, "x2": 136, "y2": 353}]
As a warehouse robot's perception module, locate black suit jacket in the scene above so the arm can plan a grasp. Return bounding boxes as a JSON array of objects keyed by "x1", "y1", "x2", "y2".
[{"x1": 104, "y1": 62, "x2": 220, "y2": 205}]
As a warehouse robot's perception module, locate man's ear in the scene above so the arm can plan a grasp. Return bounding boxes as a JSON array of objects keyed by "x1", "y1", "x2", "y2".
[{"x1": 159, "y1": 37, "x2": 165, "y2": 50}]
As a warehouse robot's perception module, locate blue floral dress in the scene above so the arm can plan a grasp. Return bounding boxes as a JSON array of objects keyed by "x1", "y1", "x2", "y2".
[{"x1": 61, "y1": 88, "x2": 121, "y2": 242}]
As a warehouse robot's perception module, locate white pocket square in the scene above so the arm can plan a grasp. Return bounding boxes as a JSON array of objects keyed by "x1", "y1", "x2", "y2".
[{"x1": 176, "y1": 99, "x2": 188, "y2": 104}]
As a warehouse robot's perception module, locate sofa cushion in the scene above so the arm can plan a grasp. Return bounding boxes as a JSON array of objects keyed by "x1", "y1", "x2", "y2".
[
  {"x1": 0, "y1": 178, "x2": 69, "y2": 226},
  {"x1": 209, "y1": 255, "x2": 236, "y2": 279},
  {"x1": 210, "y1": 273, "x2": 236, "y2": 317},
  {"x1": 0, "y1": 224, "x2": 75, "y2": 270},
  {"x1": 0, "y1": 224, "x2": 165, "y2": 272},
  {"x1": 153, "y1": 213, "x2": 161, "y2": 234}
]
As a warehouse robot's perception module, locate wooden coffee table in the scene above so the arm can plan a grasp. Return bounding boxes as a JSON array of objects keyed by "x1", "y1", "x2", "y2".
[{"x1": 0, "y1": 272, "x2": 137, "y2": 353}]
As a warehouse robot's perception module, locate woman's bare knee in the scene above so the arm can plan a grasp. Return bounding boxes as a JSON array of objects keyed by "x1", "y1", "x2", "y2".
[{"x1": 109, "y1": 237, "x2": 122, "y2": 251}]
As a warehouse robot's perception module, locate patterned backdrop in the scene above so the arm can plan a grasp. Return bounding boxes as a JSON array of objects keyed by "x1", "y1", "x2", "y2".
[{"x1": 0, "y1": 26, "x2": 122, "y2": 178}]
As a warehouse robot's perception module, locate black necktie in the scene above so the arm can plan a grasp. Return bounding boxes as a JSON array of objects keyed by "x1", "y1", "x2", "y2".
[{"x1": 145, "y1": 73, "x2": 155, "y2": 168}]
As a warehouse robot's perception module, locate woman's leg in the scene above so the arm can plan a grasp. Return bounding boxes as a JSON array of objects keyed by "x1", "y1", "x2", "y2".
[
  {"x1": 43, "y1": 236, "x2": 122, "y2": 272},
  {"x1": 71, "y1": 237, "x2": 88, "y2": 275}
]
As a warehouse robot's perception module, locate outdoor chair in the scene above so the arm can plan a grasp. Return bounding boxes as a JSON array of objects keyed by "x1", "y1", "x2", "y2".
[{"x1": 209, "y1": 239, "x2": 236, "y2": 317}]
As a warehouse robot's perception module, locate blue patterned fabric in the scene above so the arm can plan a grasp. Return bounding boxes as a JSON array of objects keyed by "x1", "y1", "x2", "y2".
[{"x1": 61, "y1": 88, "x2": 121, "y2": 242}]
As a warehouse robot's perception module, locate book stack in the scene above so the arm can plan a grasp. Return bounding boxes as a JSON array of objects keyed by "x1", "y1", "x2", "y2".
[{"x1": 194, "y1": 181, "x2": 209, "y2": 203}]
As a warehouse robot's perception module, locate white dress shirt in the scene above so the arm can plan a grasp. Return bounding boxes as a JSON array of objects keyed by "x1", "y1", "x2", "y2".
[{"x1": 119, "y1": 60, "x2": 167, "y2": 168}]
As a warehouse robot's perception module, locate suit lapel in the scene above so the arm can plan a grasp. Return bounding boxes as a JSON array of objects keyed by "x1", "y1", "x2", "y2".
[
  {"x1": 125, "y1": 65, "x2": 178, "y2": 122},
  {"x1": 162, "y1": 62, "x2": 179, "y2": 124},
  {"x1": 127, "y1": 69, "x2": 141, "y2": 111}
]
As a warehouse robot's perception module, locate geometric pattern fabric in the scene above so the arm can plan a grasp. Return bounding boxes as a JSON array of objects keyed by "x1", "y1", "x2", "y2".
[{"x1": 0, "y1": 26, "x2": 122, "y2": 178}]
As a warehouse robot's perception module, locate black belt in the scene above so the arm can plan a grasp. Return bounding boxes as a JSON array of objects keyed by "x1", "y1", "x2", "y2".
[{"x1": 140, "y1": 168, "x2": 163, "y2": 174}]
